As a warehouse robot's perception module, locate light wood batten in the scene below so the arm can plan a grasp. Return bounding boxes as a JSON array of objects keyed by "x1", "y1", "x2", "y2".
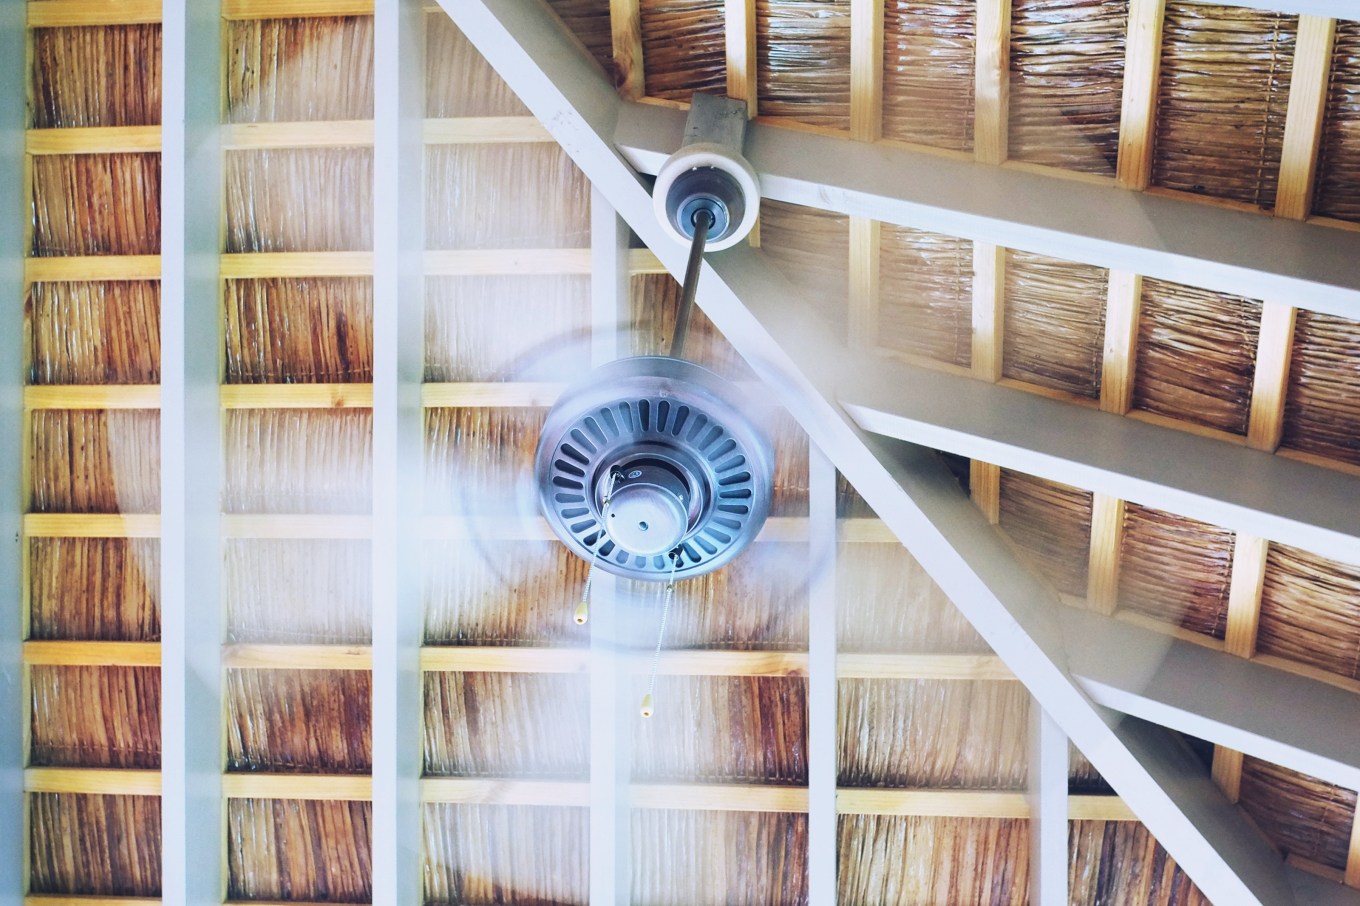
[
  {"x1": 1086, "y1": 494, "x2": 1125, "y2": 615},
  {"x1": 1116, "y1": 0, "x2": 1165, "y2": 189},
  {"x1": 849, "y1": 218, "x2": 880, "y2": 349},
  {"x1": 725, "y1": 0, "x2": 758, "y2": 115},
  {"x1": 1246, "y1": 301, "x2": 1297, "y2": 452},
  {"x1": 611, "y1": 0, "x2": 645, "y2": 100},
  {"x1": 850, "y1": 0, "x2": 884, "y2": 142},
  {"x1": 973, "y1": 0, "x2": 1010, "y2": 165},
  {"x1": 1275, "y1": 17, "x2": 1336, "y2": 221},
  {"x1": 1100, "y1": 271, "x2": 1142, "y2": 415}
]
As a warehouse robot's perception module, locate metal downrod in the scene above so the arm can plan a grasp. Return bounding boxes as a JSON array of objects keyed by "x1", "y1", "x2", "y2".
[{"x1": 669, "y1": 207, "x2": 715, "y2": 359}]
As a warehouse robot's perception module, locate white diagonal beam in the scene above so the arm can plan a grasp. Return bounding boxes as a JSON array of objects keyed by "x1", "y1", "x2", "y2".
[
  {"x1": 434, "y1": 3, "x2": 1356, "y2": 901},
  {"x1": 613, "y1": 101, "x2": 1360, "y2": 322}
]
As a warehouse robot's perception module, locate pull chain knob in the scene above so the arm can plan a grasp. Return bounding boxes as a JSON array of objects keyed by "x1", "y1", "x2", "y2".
[{"x1": 574, "y1": 470, "x2": 620, "y2": 627}]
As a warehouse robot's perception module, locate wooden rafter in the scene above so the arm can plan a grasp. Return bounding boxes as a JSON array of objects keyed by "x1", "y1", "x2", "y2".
[
  {"x1": 849, "y1": 0, "x2": 884, "y2": 143},
  {"x1": 611, "y1": 0, "x2": 645, "y2": 100},
  {"x1": 725, "y1": 0, "x2": 758, "y2": 115},
  {"x1": 973, "y1": 0, "x2": 1010, "y2": 166},
  {"x1": 1101, "y1": 271, "x2": 1142, "y2": 415},
  {"x1": 1213, "y1": 534, "x2": 1270, "y2": 803},
  {"x1": 1275, "y1": 17, "x2": 1337, "y2": 221},
  {"x1": 1086, "y1": 494, "x2": 1125, "y2": 616},
  {"x1": 1246, "y1": 301, "x2": 1297, "y2": 453},
  {"x1": 848, "y1": 217, "x2": 880, "y2": 350},
  {"x1": 1116, "y1": 0, "x2": 1165, "y2": 190}
]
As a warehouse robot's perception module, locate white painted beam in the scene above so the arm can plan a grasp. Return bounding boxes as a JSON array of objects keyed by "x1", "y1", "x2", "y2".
[
  {"x1": 808, "y1": 448, "x2": 838, "y2": 903},
  {"x1": 161, "y1": 1, "x2": 224, "y2": 901},
  {"x1": 613, "y1": 101, "x2": 1360, "y2": 322},
  {"x1": 371, "y1": 1, "x2": 426, "y2": 902},
  {"x1": 836, "y1": 359, "x2": 1360, "y2": 568},
  {"x1": 1029, "y1": 706, "x2": 1068, "y2": 906}
]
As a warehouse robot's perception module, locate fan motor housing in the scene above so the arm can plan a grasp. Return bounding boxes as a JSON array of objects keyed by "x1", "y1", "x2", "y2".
[{"x1": 536, "y1": 356, "x2": 774, "y2": 580}]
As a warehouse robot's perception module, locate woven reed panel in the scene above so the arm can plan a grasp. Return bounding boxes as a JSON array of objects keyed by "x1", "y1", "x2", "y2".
[
  {"x1": 1002, "y1": 250, "x2": 1107, "y2": 399},
  {"x1": 225, "y1": 16, "x2": 373, "y2": 122},
  {"x1": 633, "y1": 810, "x2": 808, "y2": 904},
  {"x1": 30, "y1": 665, "x2": 160, "y2": 769},
  {"x1": 1069, "y1": 744, "x2": 1111, "y2": 794},
  {"x1": 31, "y1": 153, "x2": 161, "y2": 256},
  {"x1": 641, "y1": 0, "x2": 727, "y2": 102},
  {"x1": 1117, "y1": 504, "x2": 1234, "y2": 639},
  {"x1": 757, "y1": 0, "x2": 852, "y2": 129},
  {"x1": 29, "y1": 793, "x2": 161, "y2": 897},
  {"x1": 881, "y1": 0, "x2": 975, "y2": 150},
  {"x1": 1133, "y1": 278, "x2": 1261, "y2": 434},
  {"x1": 878, "y1": 225, "x2": 972, "y2": 367},
  {"x1": 226, "y1": 668, "x2": 372, "y2": 773},
  {"x1": 29, "y1": 538, "x2": 160, "y2": 641},
  {"x1": 1258, "y1": 542, "x2": 1360, "y2": 681},
  {"x1": 427, "y1": 17, "x2": 529, "y2": 117},
  {"x1": 837, "y1": 471, "x2": 875, "y2": 518},
  {"x1": 225, "y1": 539, "x2": 372, "y2": 644},
  {"x1": 838, "y1": 541, "x2": 988, "y2": 652},
  {"x1": 631, "y1": 273, "x2": 754, "y2": 379},
  {"x1": 1008, "y1": 0, "x2": 1126, "y2": 174},
  {"x1": 839, "y1": 679, "x2": 1029, "y2": 788},
  {"x1": 27, "y1": 281, "x2": 160, "y2": 384},
  {"x1": 1151, "y1": 3, "x2": 1297, "y2": 208},
  {"x1": 225, "y1": 148, "x2": 373, "y2": 253},
  {"x1": 544, "y1": 0, "x2": 617, "y2": 83},
  {"x1": 223, "y1": 408, "x2": 373, "y2": 514},
  {"x1": 839, "y1": 815, "x2": 1028, "y2": 905},
  {"x1": 1282, "y1": 309, "x2": 1360, "y2": 468},
  {"x1": 29, "y1": 409, "x2": 160, "y2": 514},
  {"x1": 1314, "y1": 21, "x2": 1360, "y2": 223},
  {"x1": 998, "y1": 469, "x2": 1093, "y2": 599},
  {"x1": 424, "y1": 804, "x2": 588, "y2": 905},
  {"x1": 426, "y1": 143, "x2": 590, "y2": 249},
  {"x1": 227, "y1": 798, "x2": 371, "y2": 902},
  {"x1": 424, "y1": 671, "x2": 589, "y2": 777},
  {"x1": 424, "y1": 407, "x2": 543, "y2": 515},
  {"x1": 760, "y1": 200, "x2": 850, "y2": 339},
  {"x1": 32, "y1": 24, "x2": 161, "y2": 127},
  {"x1": 1238, "y1": 757, "x2": 1357, "y2": 870},
  {"x1": 1069, "y1": 820, "x2": 1210, "y2": 905},
  {"x1": 425, "y1": 275, "x2": 590, "y2": 382},
  {"x1": 225, "y1": 277, "x2": 374, "y2": 383}
]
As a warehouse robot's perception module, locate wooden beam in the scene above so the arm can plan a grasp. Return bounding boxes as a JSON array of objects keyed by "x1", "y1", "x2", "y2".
[
  {"x1": 420, "y1": 382, "x2": 564, "y2": 408},
  {"x1": 1224, "y1": 534, "x2": 1269, "y2": 659},
  {"x1": 24, "y1": 898, "x2": 161, "y2": 906},
  {"x1": 420, "y1": 646, "x2": 589, "y2": 674},
  {"x1": 219, "y1": 383, "x2": 373, "y2": 409},
  {"x1": 27, "y1": 126, "x2": 160, "y2": 155},
  {"x1": 1275, "y1": 17, "x2": 1337, "y2": 221},
  {"x1": 836, "y1": 517, "x2": 897, "y2": 542},
  {"x1": 1086, "y1": 494, "x2": 1126, "y2": 615},
  {"x1": 970, "y1": 461, "x2": 1001, "y2": 524},
  {"x1": 1116, "y1": 0, "x2": 1165, "y2": 190},
  {"x1": 971, "y1": 242, "x2": 1005, "y2": 382},
  {"x1": 1212, "y1": 747, "x2": 1245, "y2": 803},
  {"x1": 1101, "y1": 271, "x2": 1142, "y2": 415},
  {"x1": 837, "y1": 652, "x2": 1015, "y2": 681},
  {"x1": 628, "y1": 248, "x2": 666, "y2": 274},
  {"x1": 23, "y1": 385, "x2": 160, "y2": 410},
  {"x1": 26, "y1": 0, "x2": 161, "y2": 27},
  {"x1": 22, "y1": 514, "x2": 159, "y2": 538},
  {"x1": 424, "y1": 116, "x2": 552, "y2": 144},
  {"x1": 635, "y1": 650, "x2": 808, "y2": 677},
  {"x1": 1068, "y1": 795, "x2": 1139, "y2": 822},
  {"x1": 973, "y1": 0, "x2": 1010, "y2": 165},
  {"x1": 632, "y1": 783, "x2": 808, "y2": 813},
  {"x1": 1345, "y1": 806, "x2": 1360, "y2": 888},
  {"x1": 222, "y1": 644, "x2": 373, "y2": 670},
  {"x1": 219, "y1": 252, "x2": 373, "y2": 279},
  {"x1": 220, "y1": 515, "x2": 372, "y2": 539},
  {"x1": 725, "y1": 0, "x2": 758, "y2": 116},
  {"x1": 850, "y1": 0, "x2": 884, "y2": 142},
  {"x1": 222, "y1": 120, "x2": 373, "y2": 150},
  {"x1": 222, "y1": 773, "x2": 373, "y2": 801},
  {"x1": 222, "y1": 0, "x2": 375, "y2": 18},
  {"x1": 23, "y1": 641, "x2": 160, "y2": 668},
  {"x1": 421, "y1": 776, "x2": 590, "y2": 807},
  {"x1": 610, "y1": 0, "x2": 645, "y2": 100},
  {"x1": 25, "y1": 255, "x2": 160, "y2": 283},
  {"x1": 423, "y1": 248, "x2": 592, "y2": 275},
  {"x1": 1246, "y1": 302, "x2": 1297, "y2": 453},
  {"x1": 24, "y1": 767, "x2": 161, "y2": 796},
  {"x1": 848, "y1": 218, "x2": 880, "y2": 349}
]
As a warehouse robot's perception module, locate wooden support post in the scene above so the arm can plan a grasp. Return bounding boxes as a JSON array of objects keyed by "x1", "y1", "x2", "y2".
[
  {"x1": 1086, "y1": 494, "x2": 1125, "y2": 615},
  {"x1": 725, "y1": 0, "x2": 757, "y2": 116},
  {"x1": 974, "y1": 0, "x2": 1010, "y2": 165},
  {"x1": 1275, "y1": 17, "x2": 1336, "y2": 221},
  {"x1": 1101, "y1": 271, "x2": 1142, "y2": 415},
  {"x1": 1247, "y1": 301, "x2": 1297, "y2": 453},
  {"x1": 611, "y1": 0, "x2": 645, "y2": 100},
  {"x1": 850, "y1": 0, "x2": 884, "y2": 143},
  {"x1": 1116, "y1": 0, "x2": 1165, "y2": 190},
  {"x1": 849, "y1": 217, "x2": 880, "y2": 350}
]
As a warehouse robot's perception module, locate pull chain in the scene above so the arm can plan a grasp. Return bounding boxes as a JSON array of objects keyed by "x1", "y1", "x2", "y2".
[
  {"x1": 640, "y1": 552, "x2": 680, "y2": 718},
  {"x1": 575, "y1": 470, "x2": 621, "y2": 626}
]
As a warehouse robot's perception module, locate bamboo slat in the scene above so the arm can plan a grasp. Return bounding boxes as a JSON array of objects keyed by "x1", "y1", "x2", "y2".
[
  {"x1": 633, "y1": 809, "x2": 808, "y2": 905},
  {"x1": 1314, "y1": 21, "x2": 1360, "y2": 223},
  {"x1": 225, "y1": 148, "x2": 374, "y2": 253},
  {"x1": 225, "y1": 539, "x2": 372, "y2": 645},
  {"x1": 1257, "y1": 542, "x2": 1360, "y2": 682},
  {"x1": 225, "y1": 16, "x2": 373, "y2": 123},
  {"x1": 30, "y1": 665, "x2": 160, "y2": 769},
  {"x1": 881, "y1": 0, "x2": 973, "y2": 151},
  {"x1": 877, "y1": 225, "x2": 972, "y2": 368},
  {"x1": 31, "y1": 154, "x2": 161, "y2": 257},
  {"x1": 29, "y1": 410, "x2": 160, "y2": 514},
  {"x1": 1281, "y1": 309, "x2": 1360, "y2": 468},
  {"x1": 424, "y1": 407, "x2": 540, "y2": 517},
  {"x1": 837, "y1": 543, "x2": 989, "y2": 653},
  {"x1": 1002, "y1": 250, "x2": 1108, "y2": 399},
  {"x1": 227, "y1": 668, "x2": 371, "y2": 773},
  {"x1": 1116, "y1": 503, "x2": 1235, "y2": 639},
  {"x1": 543, "y1": 0, "x2": 616, "y2": 81},
  {"x1": 1239, "y1": 756, "x2": 1357, "y2": 870},
  {"x1": 640, "y1": 0, "x2": 726, "y2": 102},
  {"x1": 423, "y1": 804, "x2": 588, "y2": 905},
  {"x1": 222, "y1": 408, "x2": 372, "y2": 515},
  {"x1": 225, "y1": 799, "x2": 371, "y2": 902},
  {"x1": 1276, "y1": 17, "x2": 1337, "y2": 220},
  {"x1": 998, "y1": 469, "x2": 1093, "y2": 599},
  {"x1": 27, "y1": 127, "x2": 160, "y2": 154},
  {"x1": 426, "y1": 15, "x2": 530, "y2": 118},
  {"x1": 1069, "y1": 820, "x2": 1211, "y2": 905},
  {"x1": 28, "y1": 537, "x2": 159, "y2": 641},
  {"x1": 756, "y1": 0, "x2": 852, "y2": 130},
  {"x1": 29, "y1": 793, "x2": 162, "y2": 898},
  {"x1": 30, "y1": 24, "x2": 161, "y2": 134},
  {"x1": 758, "y1": 200, "x2": 851, "y2": 336},
  {"x1": 27, "y1": 277, "x2": 158, "y2": 387}
]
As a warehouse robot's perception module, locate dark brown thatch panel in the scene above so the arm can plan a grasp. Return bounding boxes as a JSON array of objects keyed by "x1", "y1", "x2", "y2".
[
  {"x1": 760, "y1": 200, "x2": 850, "y2": 338},
  {"x1": 223, "y1": 408, "x2": 373, "y2": 514},
  {"x1": 424, "y1": 671, "x2": 589, "y2": 777},
  {"x1": 633, "y1": 809, "x2": 808, "y2": 904},
  {"x1": 544, "y1": 0, "x2": 617, "y2": 83},
  {"x1": 838, "y1": 542, "x2": 988, "y2": 653},
  {"x1": 425, "y1": 144, "x2": 590, "y2": 249},
  {"x1": 630, "y1": 273, "x2": 754, "y2": 380},
  {"x1": 1281, "y1": 309, "x2": 1360, "y2": 468},
  {"x1": 32, "y1": 25, "x2": 162, "y2": 127},
  {"x1": 1151, "y1": 3, "x2": 1297, "y2": 209},
  {"x1": 427, "y1": 16, "x2": 530, "y2": 117},
  {"x1": 423, "y1": 539, "x2": 590, "y2": 646},
  {"x1": 1002, "y1": 250, "x2": 1108, "y2": 398},
  {"x1": 1117, "y1": 504, "x2": 1234, "y2": 639},
  {"x1": 227, "y1": 798, "x2": 372, "y2": 902},
  {"x1": 998, "y1": 469, "x2": 1093, "y2": 599},
  {"x1": 620, "y1": 541, "x2": 810, "y2": 649},
  {"x1": 1238, "y1": 756, "x2": 1357, "y2": 870},
  {"x1": 1314, "y1": 21, "x2": 1360, "y2": 222},
  {"x1": 225, "y1": 16, "x2": 373, "y2": 123},
  {"x1": 1069, "y1": 743, "x2": 1112, "y2": 794},
  {"x1": 424, "y1": 804, "x2": 588, "y2": 905},
  {"x1": 1008, "y1": 0, "x2": 1126, "y2": 174},
  {"x1": 878, "y1": 225, "x2": 973, "y2": 367},
  {"x1": 839, "y1": 814, "x2": 1028, "y2": 905},
  {"x1": 641, "y1": 0, "x2": 727, "y2": 101},
  {"x1": 1133, "y1": 278, "x2": 1261, "y2": 434},
  {"x1": 29, "y1": 409, "x2": 160, "y2": 513},
  {"x1": 631, "y1": 675, "x2": 808, "y2": 783},
  {"x1": 225, "y1": 277, "x2": 373, "y2": 384},
  {"x1": 29, "y1": 538, "x2": 160, "y2": 641},
  {"x1": 839, "y1": 679, "x2": 1028, "y2": 789},
  {"x1": 30, "y1": 665, "x2": 160, "y2": 768},
  {"x1": 1257, "y1": 542, "x2": 1360, "y2": 681},
  {"x1": 424, "y1": 407, "x2": 543, "y2": 516},
  {"x1": 225, "y1": 148, "x2": 374, "y2": 253},
  {"x1": 837, "y1": 471, "x2": 875, "y2": 518},
  {"x1": 1069, "y1": 820, "x2": 1211, "y2": 905},
  {"x1": 424, "y1": 275, "x2": 591, "y2": 383},
  {"x1": 226, "y1": 668, "x2": 372, "y2": 773},
  {"x1": 31, "y1": 153, "x2": 161, "y2": 256},
  {"x1": 27, "y1": 281, "x2": 160, "y2": 384},
  {"x1": 756, "y1": 0, "x2": 852, "y2": 130},
  {"x1": 225, "y1": 539, "x2": 372, "y2": 644},
  {"x1": 881, "y1": 0, "x2": 975, "y2": 150},
  {"x1": 29, "y1": 793, "x2": 161, "y2": 897}
]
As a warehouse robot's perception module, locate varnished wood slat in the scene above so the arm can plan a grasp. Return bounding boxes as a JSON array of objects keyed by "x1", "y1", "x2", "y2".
[
  {"x1": 1275, "y1": 17, "x2": 1337, "y2": 221},
  {"x1": 222, "y1": 644, "x2": 373, "y2": 670},
  {"x1": 1345, "y1": 808, "x2": 1360, "y2": 887},
  {"x1": 222, "y1": 120, "x2": 373, "y2": 150},
  {"x1": 850, "y1": 0, "x2": 884, "y2": 142},
  {"x1": 639, "y1": 650, "x2": 808, "y2": 677},
  {"x1": 1246, "y1": 302, "x2": 1297, "y2": 452},
  {"x1": 220, "y1": 515, "x2": 372, "y2": 539},
  {"x1": 1212, "y1": 746, "x2": 1244, "y2": 803},
  {"x1": 419, "y1": 646, "x2": 589, "y2": 674},
  {"x1": 24, "y1": 767, "x2": 161, "y2": 796},
  {"x1": 23, "y1": 641, "x2": 160, "y2": 668},
  {"x1": 837, "y1": 653, "x2": 1014, "y2": 681},
  {"x1": 221, "y1": 773, "x2": 372, "y2": 801},
  {"x1": 23, "y1": 514, "x2": 159, "y2": 538},
  {"x1": 836, "y1": 517, "x2": 898, "y2": 543},
  {"x1": 971, "y1": 242, "x2": 1005, "y2": 382},
  {"x1": 25, "y1": 897, "x2": 162, "y2": 906},
  {"x1": 219, "y1": 252, "x2": 373, "y2": 279},
  {"x1": 423, "y1": 116, "x2": 553, "y2": 144},
  {"x1": 973, "y1": 0, "x2": 1011, "y2": 165},
  {"x1": 1115, "y1": 0, "x2": 1165, "y2": 189},
  {"x1": 27, "y1": 126, "x2": 161, "y2": 155},
  {"x1": 628, "y1": 248, "x2": 666, "y2": 274},
  {"x1": 1101, "y1": 271, "x2": 1142, "y2": 415},
  {"x1": 423, "y1": 248, "x2": 592, "y2": 275},
  {"x1": 725, "y1": 0, "x2": 757, "y2": 115},
  {"x1": 25, "y1": 255, "x2": 160, "y2": 283},
  {"x1": 219, "y1": 384, "x2": 373, "y2": 409},
  {"x1": 24, "y1": 385, "x2": 160, "y2": 410},
  {"x1": 970, "y1": 461, "x2": 1001, "y2": 525},
  {"x1": 633, "y1": 783, "x2": 808, "y2": 813},
  {"x1": 1066, "y1": 795, "x2": 1139, "y2": 822},
  {"x1": 222, "y1": 0, "x2": 375, "y2": 18},
  {"x1": 849, "y1": 218, "x2": 880, "y2": 349},
  {"x1": 837, "y1": 788, "x2": 1136, "y2": 820},
  {"x1": 27, "y1": 0, "x2": 161, "y2": 26},
  {"x1": 611, "y1": 0, "x2": 645, "y2": 100},
  {"x1": 1086, "y1": 494, "x2": 1125, "y2": 615},
  {"x1": 1224, "y1": 534, "x2": 1269, "y2": 659},
  {"x1": 420, "y1": 382, "x2": 564, "y2": 408},
  {"x1": 420, "y1": 777, "x2": 590, "y2": 807}
]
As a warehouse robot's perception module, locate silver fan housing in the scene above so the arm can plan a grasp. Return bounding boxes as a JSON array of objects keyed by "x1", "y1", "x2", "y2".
[{"x1": 536, "y1": 356, "x2": 774, "y2": 580}]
